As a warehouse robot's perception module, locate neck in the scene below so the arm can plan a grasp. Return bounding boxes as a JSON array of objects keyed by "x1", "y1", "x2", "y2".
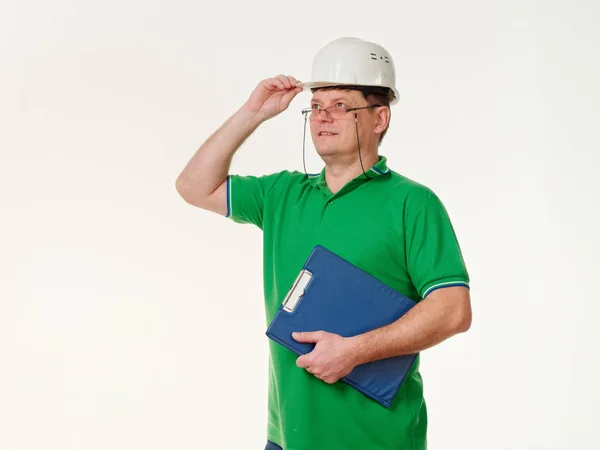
[{"x1": 323, "y1": 151, "x2": 379, "y2": 194}]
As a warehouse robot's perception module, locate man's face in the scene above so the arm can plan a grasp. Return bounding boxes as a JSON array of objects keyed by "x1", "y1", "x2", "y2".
[{"x1": 309, "y1": 88, "x2": 378, "y2": 159}]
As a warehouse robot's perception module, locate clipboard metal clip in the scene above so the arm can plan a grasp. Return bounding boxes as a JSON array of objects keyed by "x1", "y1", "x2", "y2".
[{"x1": 282, "y1": 269, "x2": 313, "y2": 312}]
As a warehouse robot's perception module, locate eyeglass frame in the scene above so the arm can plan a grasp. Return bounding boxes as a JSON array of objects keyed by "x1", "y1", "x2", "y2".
[{"x1": 301, "y1": 103, "x2": 383, "y2": 119}]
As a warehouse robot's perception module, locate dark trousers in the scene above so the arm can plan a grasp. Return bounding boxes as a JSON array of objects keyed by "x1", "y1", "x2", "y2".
[{"x1": 265, "y1": 440, "x2": 283, "y2": 450}]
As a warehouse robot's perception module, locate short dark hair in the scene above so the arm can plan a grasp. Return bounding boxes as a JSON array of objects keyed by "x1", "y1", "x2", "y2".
[{"x1": 311, "y1": 85, "x2": 392, "y2": 144}]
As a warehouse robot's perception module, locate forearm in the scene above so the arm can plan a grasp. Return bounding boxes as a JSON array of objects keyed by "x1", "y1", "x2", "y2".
[
  {"x1": 176, "y1": 106, "x2": 262, "y2": 202},
  {"x1": 350, "y1": 288, "x2": 471, "y2": 365}
]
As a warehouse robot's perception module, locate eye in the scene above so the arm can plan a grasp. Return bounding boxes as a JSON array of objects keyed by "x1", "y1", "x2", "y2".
[
  {"x1": 335, "y1": 102, "x2": 347, "y2": 108},
  {"x1": 311, "y1": 104, "x2": 321, "y2": 110}
]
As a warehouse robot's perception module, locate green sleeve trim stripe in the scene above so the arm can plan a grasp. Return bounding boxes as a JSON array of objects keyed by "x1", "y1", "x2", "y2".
[
  {"x1": 225, "y1": 176, "x2": 232, "y2": 218},
  {"x1": 422, "y1": 281, "x2": 470, "y2": 298}
]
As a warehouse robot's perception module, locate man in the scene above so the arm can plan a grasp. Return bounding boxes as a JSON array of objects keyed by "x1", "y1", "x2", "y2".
[{"x1": 176, "y1": 37, "x2": 472, "y2": 450}]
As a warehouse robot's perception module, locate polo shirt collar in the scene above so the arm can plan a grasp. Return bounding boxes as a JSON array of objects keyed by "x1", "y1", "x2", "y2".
[{"x1": 308, "y1": 155, "x2": 391, "y2": 191}]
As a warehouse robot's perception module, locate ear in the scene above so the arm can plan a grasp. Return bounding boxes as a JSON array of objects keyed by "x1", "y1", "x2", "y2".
[{"x1": 373, "y1": 106, "x2": 391, "y2": 136}]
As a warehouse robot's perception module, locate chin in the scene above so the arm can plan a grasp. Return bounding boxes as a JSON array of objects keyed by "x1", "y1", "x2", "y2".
[
  {"x1": 315, "y1": 146, "x2": 337, "y2": 157},
  {"x1": 315, "y1": 145, "x2": 354, "y2": 160}
]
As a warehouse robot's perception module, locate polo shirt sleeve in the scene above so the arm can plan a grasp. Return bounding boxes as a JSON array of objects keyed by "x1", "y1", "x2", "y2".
[
  {"x1": 225, "y1": 172, "x2": 286, "y2": 229},
  {"x1": 405, "y1": 191, "x2": 470, "y2": 299}
]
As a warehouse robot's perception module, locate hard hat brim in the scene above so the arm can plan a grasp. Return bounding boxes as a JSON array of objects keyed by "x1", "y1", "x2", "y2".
[
  {"x1": 297, "y1": 82, "x2": 399, "y2": 105},
  {"x1": 297, "y1": 81, "x2": 344, "y2": 89}
]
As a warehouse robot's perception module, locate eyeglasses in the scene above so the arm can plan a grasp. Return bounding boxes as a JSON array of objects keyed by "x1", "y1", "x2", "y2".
[{"x1": 301, "y1": 103, "x2": 382, "y2": 120}]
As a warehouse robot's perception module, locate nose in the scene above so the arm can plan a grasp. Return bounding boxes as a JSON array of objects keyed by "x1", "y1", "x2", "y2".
[{"x1": 317, "y1": 110, "x2": 334, "y2": 122}]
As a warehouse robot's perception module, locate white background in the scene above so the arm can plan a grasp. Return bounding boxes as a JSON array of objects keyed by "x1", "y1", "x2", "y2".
[{"x1": 1, "y1": 1, "x2": 599, "y2": 449}]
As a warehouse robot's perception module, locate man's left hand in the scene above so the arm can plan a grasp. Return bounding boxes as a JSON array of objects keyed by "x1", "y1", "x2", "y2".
[{"x1": 292, "y1": 331, "x2": 358, "y2": 384}]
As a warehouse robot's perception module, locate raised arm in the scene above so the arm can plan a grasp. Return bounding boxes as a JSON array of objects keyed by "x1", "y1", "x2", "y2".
[{"x1": 175, "y1": 75, "x2": 302, "y2": 215}]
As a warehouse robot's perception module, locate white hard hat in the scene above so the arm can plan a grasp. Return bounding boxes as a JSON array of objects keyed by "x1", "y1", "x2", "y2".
[{"x1": 298, "y1": 37, "x2": 399, "y2": 105}]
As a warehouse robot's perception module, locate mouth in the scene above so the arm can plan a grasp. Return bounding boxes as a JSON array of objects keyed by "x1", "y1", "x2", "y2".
[{"x1": 318, "y1": 131, "x2": 337, "y2": 137}]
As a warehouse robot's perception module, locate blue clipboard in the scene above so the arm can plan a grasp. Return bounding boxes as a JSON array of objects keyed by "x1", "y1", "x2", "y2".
[{"x1": 265, "y1": 245, "x2": 418, "y2": 408}]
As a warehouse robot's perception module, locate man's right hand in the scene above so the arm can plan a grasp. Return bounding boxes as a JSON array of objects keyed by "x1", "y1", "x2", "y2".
[{"x1": 243, "y1": 75, "x2": 303, "y2": 123}]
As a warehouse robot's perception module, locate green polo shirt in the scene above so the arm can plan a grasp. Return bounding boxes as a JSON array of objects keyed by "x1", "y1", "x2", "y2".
[{"x1": 226, "y1": 155, "x2": 469, "y2": 450}]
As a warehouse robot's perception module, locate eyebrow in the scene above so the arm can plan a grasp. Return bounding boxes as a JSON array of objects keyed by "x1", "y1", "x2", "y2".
[{"x1": 311, "y1": 97, "x2": 353, "y2": 105}]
